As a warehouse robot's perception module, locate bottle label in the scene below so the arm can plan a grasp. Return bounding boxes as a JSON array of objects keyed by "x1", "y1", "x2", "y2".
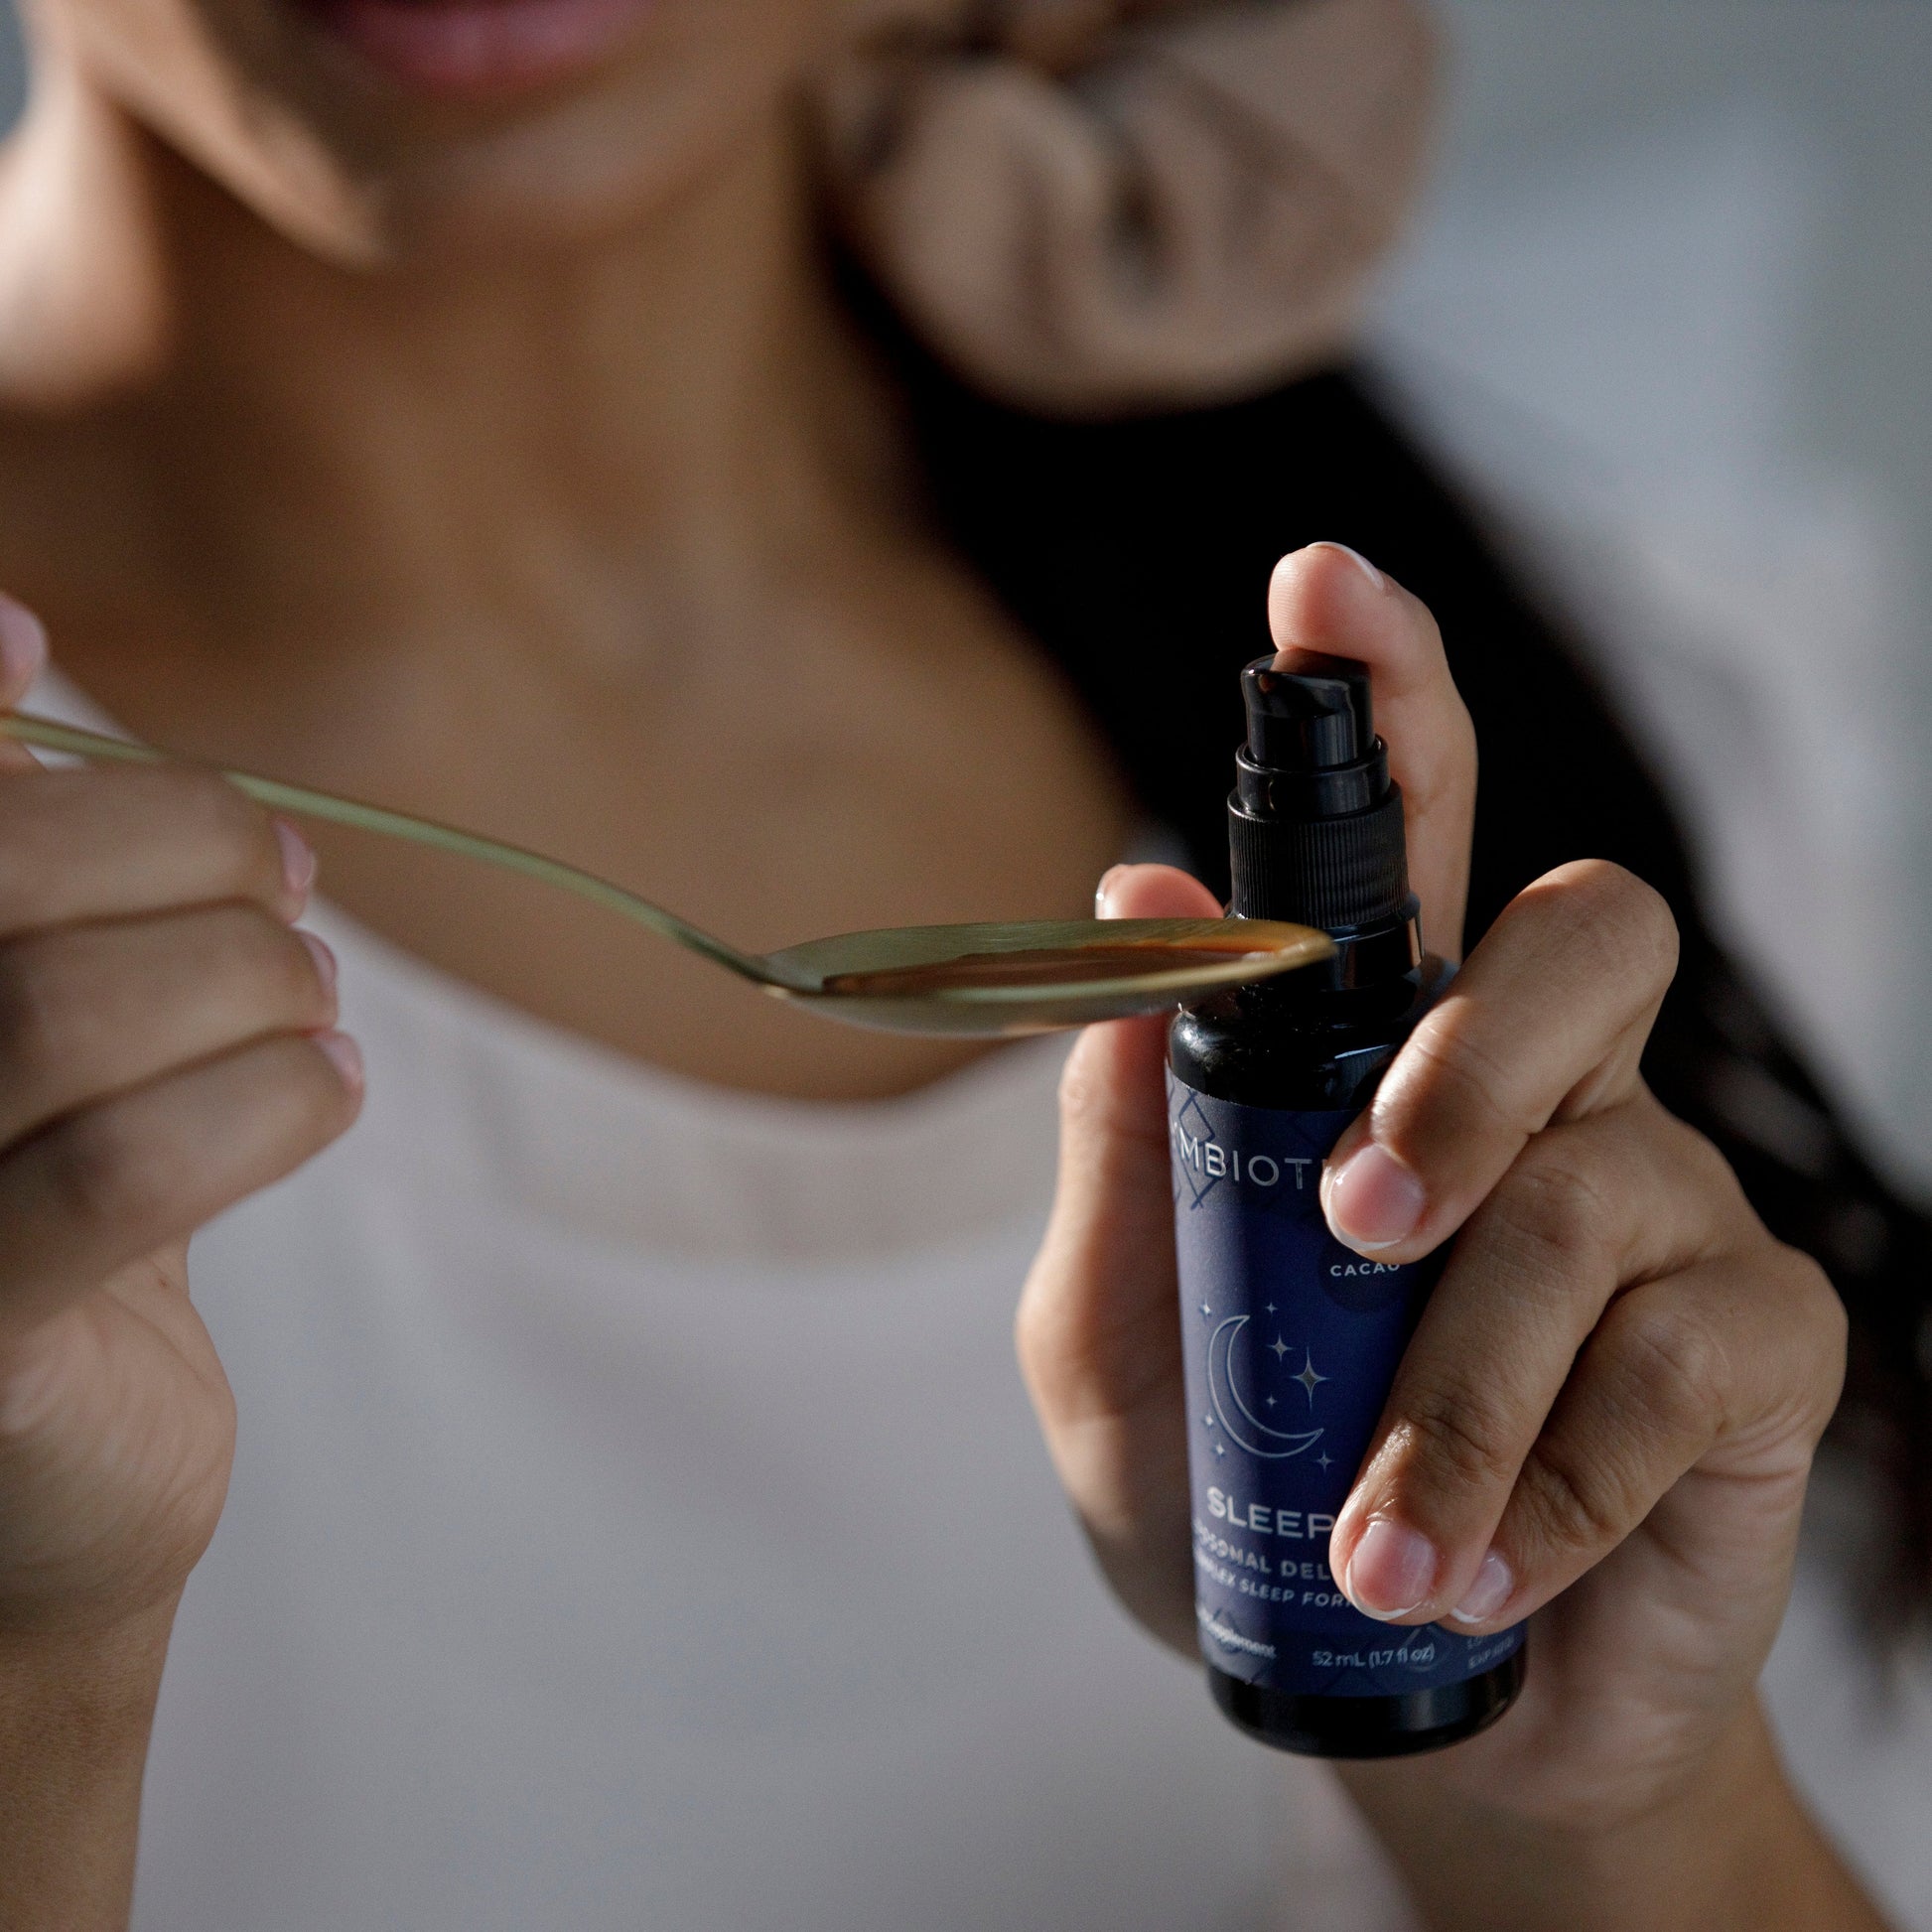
[{"x1": 1168, "y1": 1074, "x2": 1525, "y2": 1700}]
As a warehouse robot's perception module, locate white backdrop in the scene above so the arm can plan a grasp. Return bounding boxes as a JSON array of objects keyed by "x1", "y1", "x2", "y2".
[{"x1": 1371, "y1": 2, "x2": 1932, "y2": 1190}]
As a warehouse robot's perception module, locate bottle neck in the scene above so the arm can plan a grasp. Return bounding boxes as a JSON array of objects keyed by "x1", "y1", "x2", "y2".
[
  {"x1": 1226, "y1": 764, "x2": 1411, "y2": 931},
  {"x1": 1233, "y1": 743, "x2": 1388, "y2": 819},
  {"x1": 1253, "y1": 901, "x2": 1424, "y2": 997}
]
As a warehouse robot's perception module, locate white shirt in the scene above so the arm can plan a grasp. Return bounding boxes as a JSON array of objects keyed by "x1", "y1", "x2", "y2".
[{"x1": 116, "y1": 859, "x2": 1407, "y2": 1931}]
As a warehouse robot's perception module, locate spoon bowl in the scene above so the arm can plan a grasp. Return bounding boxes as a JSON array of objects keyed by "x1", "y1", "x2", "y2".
[
  {"x1": 761, "y1": 915, "x2": 1331, "y2": 1034},
  {"x1": 0, "y1": 711, "x2": 1332, "y2": 1036}
]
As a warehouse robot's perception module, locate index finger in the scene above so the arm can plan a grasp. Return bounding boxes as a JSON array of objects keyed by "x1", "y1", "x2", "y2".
[
  {"x1": 1320, "y1": 861, "x2": 1681, "y2": 1263},
  {"x1": 0, "y1": 764, "x2": 314, "y2": 934}
]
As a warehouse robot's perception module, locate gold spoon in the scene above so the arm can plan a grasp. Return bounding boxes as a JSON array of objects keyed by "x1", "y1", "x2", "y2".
[{"x1": 0, "y1": 711, "x2": 1331, "y2": 1037}]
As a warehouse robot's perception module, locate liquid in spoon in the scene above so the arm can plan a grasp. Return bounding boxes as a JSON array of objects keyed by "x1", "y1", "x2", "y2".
[{"x1": 822, "y1": 933, "x2": 1299, "y2": 998}]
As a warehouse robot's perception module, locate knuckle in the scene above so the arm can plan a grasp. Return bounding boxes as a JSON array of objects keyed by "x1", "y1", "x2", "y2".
[
  {"x1": 1654, "y1": 1108, "x2": 1732, "y2": 1193},
  {"x1": 1515, "y1": 1303, "x2": 1726, "y2": 1564},
  {"x1": 41, "y1": 1106, "x2": 177, "y2": 1244},
  {"x1": 1396, "y1": 1379, "x2": 1523, "y2": 1495},
  {"x1": 1767, "y1": 1244, "x2": 1847, "y2": 1420},
  {"x1": 1638, "y1": 1105, "x2": 1759, "y2": 1248},
  {"x1": 0, "y1": 943, "x2": 61, "y2": 1088},
  {"x1": 254, "y1": 1034, "x2": 332, "y2": 1118},
  {"x1": 232, "y1": 906, "x2": 326, "y2": 1010},
  {"x1": 1013, "y1": 1277, "x2": 1067, "y2": 1400},
  {"x1": 1611, "y1": 1300, "x2": 1727, "y2": 1446},
  {"x1": 280, "y1": 1036, "x2": 355, "y2": 1135},
  {"x1": 1012, "y1": 1280, "x2": 1047, "y2": 1372},
  {"x1": 1516, "y1": 1434, "x2": 1636, "y2": 1559},
  {"x1": 1527, "y1": 861, "x2": 1681, "y2": 992},
  {"x1": 1487, "y1": 1147, "x2": 1620, "y2": 1268},
  {"x1": 1056, "y1": 1046, "x2": 1108, "y2": 1130},
  {"x1": 162, "y1": 767, "x2": 274, "y2": 870},
  {"x1": 1778, "y1": 1241, "x2": 1843, "y2": 1332},
  {"x1": 0, "y1": 774, "x2": 75, "y2": 923},
  {"x1": 1802, "y1": 1252, "x2": 1849, "y2": 1356},
  {"x1": 1055, "y1": 1037, "x2": 1163, "y2": 1161},
  {"x1": 1377, "y1": 1021, "x2": 1521, "y2": 1150}
]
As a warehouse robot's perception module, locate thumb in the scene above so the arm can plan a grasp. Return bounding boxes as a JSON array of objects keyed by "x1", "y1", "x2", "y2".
[
  {"x1": 1093, "y1": 860, "x2": 1223, "y2": 923},
  {"x1": 1269, "y1": 544, "x2": 1475, "y2": 961},
  {"x1": 0, "y1": 594, "x2": 50, "y2": 774},
  {"x1": 1021, "y1": 859, "x2": 1218, "y2": 1436},
  {"x1": 1017, "y1": 860, "x2": 1224, "y2": 1649}
]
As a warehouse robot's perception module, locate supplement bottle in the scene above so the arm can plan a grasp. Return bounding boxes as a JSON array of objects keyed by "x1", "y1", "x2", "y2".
[{"x1": 1169, "y1": 654, "x2": 1526, "y2": 1756}]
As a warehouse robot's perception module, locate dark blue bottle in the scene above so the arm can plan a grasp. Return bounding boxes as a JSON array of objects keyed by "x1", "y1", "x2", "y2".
[{"x1": 1168, "y1": 655, "x2": 1525, "y2": 1757}]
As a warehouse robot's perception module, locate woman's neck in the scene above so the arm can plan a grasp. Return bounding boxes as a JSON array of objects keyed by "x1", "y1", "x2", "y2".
[
  {"x1": 0, "y1": 63, "x2": 1132, "y2": 1101},
  {"x1": 0, "y1": 63, "x2": 909, "y2": 705}
]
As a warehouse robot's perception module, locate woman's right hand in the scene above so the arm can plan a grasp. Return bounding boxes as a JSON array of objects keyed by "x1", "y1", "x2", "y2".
[
  {"x1": 0, "y1": 602, "x2": 362, "y2": 1643},
  {"x1": 1019, "y1": 546, "x2": 1875, "y2": 1930}
]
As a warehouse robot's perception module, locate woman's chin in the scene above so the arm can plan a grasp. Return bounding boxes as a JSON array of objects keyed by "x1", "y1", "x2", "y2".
[{"x1": 297, "y1": 0, "x2": 657, "y2": 101}]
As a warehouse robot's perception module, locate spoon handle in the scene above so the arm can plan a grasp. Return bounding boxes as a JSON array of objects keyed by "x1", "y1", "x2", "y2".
[{"x1": 0, "y1": 711, "x2": 771, "y2": 984}]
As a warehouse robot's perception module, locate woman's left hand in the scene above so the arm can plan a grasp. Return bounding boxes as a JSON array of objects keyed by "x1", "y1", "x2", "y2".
[{"x1": 1017, "y1": 545, "x2": 1865, "y2": 1928}]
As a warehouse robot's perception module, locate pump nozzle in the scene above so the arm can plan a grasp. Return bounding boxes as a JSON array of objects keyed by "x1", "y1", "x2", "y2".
[
  {"x1": 1242, "y1": 655, "x2": 1374, "y2": 771},
  {"x1": 1228, "y1": 653, "x2": 1411, "y2": 932}
]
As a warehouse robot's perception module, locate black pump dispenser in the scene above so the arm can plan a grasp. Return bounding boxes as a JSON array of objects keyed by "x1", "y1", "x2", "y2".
[{"x1": 1229, "y1": 654, "x2": 1410, "y2": 930}]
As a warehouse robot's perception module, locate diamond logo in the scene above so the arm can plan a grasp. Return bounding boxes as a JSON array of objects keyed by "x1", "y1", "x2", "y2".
[{"x1": 1172, "y1": 1090, "x2": 1223, "y2": 1210}]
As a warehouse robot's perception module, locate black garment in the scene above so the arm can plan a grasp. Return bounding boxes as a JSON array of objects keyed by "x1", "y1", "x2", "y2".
[{"x1": 869, "y1": 311, "x2": 1932, "y2": 1595}]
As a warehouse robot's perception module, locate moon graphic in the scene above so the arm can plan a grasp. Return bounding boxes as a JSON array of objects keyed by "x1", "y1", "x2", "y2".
[{"x1": 1206, "y1": 1317, "x2": 1324, "y2": 1458}]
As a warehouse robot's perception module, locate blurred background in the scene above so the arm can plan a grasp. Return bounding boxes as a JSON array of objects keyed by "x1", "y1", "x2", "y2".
[
  {"x1": 1368, "y1": 1, "x2": 1932, "y2": 1195},
  {"x1": 1364, "y1": 14, "x2": 1932, "y2": 1900},
  {"x1": 0, "y1": 1, "x2": 1926, "y2": 1185}
]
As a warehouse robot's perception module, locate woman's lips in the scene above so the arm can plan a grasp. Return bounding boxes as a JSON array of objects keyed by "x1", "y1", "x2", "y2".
[{"x1": 305, "y1": 0, "x2": 654, "y2": 97}]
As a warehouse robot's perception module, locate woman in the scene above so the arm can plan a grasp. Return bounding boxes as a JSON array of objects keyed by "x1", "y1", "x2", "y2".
[{"x1": 0, "y1": 0, "x2": 1921, "y2": 1921}]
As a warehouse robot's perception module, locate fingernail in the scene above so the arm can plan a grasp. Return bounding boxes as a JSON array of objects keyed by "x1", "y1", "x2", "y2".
[
  {"x1": 1449, "y1": 1549, "x2": 1514, "y2": 1626},
  {"x1": 1323, "y1": 1143, "x2": 1427, "y2": 1252},
  {"x1": 0, "y1": 594, "x2": 48, "y2": 691},
  {"x1": 1344, "y1": 1516, "x2": 1438, "y2": 1620},
  {"x1": 1094, "y1": 865, "x2": 1130, "y2": 918},
  {"x1": 298, "y1": 930, "x2": 337, "y2": 997},
  {"x1": 275, "y1": 819, "x2": 317, "y2": 909},
  {"x1": 1311, "y1": 542, "x2": 1386, "y2": 594},
  {"x1": 314, "y1": 1030, "x2": 363, "y2": 1095}
]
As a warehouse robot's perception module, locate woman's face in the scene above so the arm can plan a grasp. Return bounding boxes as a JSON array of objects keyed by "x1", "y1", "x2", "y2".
[{"x1": 42, "y1": 0, "x2": 848, "y2": 256}]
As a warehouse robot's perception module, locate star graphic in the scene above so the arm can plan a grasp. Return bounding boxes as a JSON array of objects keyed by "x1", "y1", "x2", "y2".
[
  {"x1": 1268, "y1": 1335, "x2": 1290, "y2": 1361},
  {"x1": 1265, "y1": 1303, "x2": 1278, "y2": 1314},
  {"x1": 1316, "y1": 1452, "x2": 1334, "y2": 1471},
  {"x1": 1202, "y1": 1415, "x2": 1216, "y2": 1430},
  {"x1": 1265, "y1": 1395, "x2": 1277, "y2": 1407},
  {"x1": 1296, "y1": 1352, "x2": 1327, "y2": 1404},
  {"x1": 1199, "y1": 1303, "x2": 1213, "y2": 1320},
  {"x1": 1212, "y1": 1442, "x2": 1226, "y2": 1457}
]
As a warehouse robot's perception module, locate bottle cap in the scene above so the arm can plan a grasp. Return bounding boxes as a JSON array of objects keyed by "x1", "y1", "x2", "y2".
[{"x1": 1228, "y1": 654, "x2": 1411, "y2": 930}]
